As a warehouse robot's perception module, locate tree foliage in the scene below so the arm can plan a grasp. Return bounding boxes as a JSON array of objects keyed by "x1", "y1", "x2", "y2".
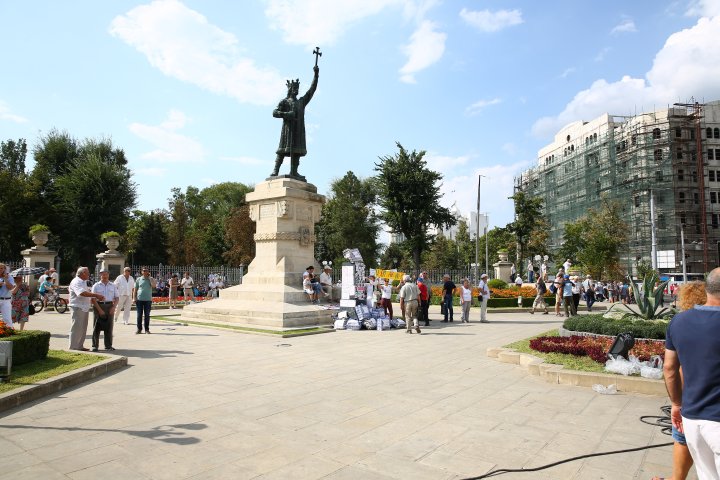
[
  {"x1": 562, "y1": 198, "x2": 629, "y2": 279},
  {"x1": 314, "y1": 171, "x2": 380, "y2": 265},
  {"x1": 125, "y1": 210, "x2": 169, "y2": 265},
  {"x1": 508, "y1": 192, "x2": 545, "y2": 278},
  {"x1": 374, "y1": 143, "x2": 456, "y2": 271},
  {"x1": 0, "y1": 139, "x2": 36, "y2": 259}
]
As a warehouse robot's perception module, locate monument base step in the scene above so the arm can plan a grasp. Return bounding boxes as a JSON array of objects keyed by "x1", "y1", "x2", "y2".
[{"x1": 180, "y1": 298, "x2": 334, "y2": 329}]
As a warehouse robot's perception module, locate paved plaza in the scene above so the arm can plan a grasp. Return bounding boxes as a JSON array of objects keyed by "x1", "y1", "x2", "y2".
[{"x1": 0, "y1": 307, "x2": 690, "y2": 480}]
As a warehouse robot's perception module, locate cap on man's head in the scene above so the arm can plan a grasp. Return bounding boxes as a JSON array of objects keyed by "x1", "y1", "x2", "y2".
[
  {"x1": 324, "y1": 265, "x2": 332, "y2": 270},
  {"x1": 307, "y1": 266, "x2": 314, "y2": 270},
  {"x1": 586, "y1": 274, "x2": 591, "y2": 278},
  {"x1": 564, "y1": 274, "x2": 570, "y2": 279},
  {"x1": 49, "y1": 268, "x2": 56, "y2": 272},
  {"x1": 99, "y1": 269, "x2": 108, "y2": 274},
  {"x1": 481, "y1": 273, "x2": 488, "y2": 278},
  {"x1": 417, "y1": 277, "x2": 424, "y2": 283}
]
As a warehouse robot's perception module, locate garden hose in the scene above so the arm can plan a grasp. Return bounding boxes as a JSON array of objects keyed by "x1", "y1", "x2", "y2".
[{"x1": 460, "y1": 405, "x2": 674, "y2": 479}]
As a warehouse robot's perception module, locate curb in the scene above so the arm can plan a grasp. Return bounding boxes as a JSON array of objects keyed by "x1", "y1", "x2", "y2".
[
  {"x1": 0, "y1": 354, "x2": 128, "y2": 414},
  {"x1": 487, "y1": 347, "x2": 666, "y2": 396},
  {"x1": 152, "y1": 318, "x2": 335, "y2": 338}
]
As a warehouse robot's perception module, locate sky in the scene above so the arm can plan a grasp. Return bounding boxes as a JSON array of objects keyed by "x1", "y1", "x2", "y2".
[{"x1": 2, "y1": 0, "x2": 720, "y2": 236}]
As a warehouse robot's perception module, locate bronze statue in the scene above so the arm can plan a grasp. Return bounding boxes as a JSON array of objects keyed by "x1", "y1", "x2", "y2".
[{"x1": 270, "y1": 47, "x2": 322, "y2": 181}]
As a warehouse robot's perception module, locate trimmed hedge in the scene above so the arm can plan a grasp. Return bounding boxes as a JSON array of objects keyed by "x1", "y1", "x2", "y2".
[
  {"x1": 563, "y1": 314, "x2": 667, "y2": 340},
  {"x1": 3, "y1": 330, "x2": 51, "y2": 365}
]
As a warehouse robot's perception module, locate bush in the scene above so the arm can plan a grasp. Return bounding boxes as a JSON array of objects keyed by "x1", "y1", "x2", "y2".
[
  {"x1": 487, "y1": 279, "x2": 508, "y2": 289},
  {"x1": 3, "y1": 330, "x2": 51, "y2": 365},
  {"x1": 563, "y1": 314, "x2": 667, "y2": 340},
  {"x1": 530, "y1": 335, "x2": 665, "y2": 364}
]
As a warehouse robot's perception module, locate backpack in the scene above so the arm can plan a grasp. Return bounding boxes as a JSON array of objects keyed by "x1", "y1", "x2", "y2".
[{"x1": 549, "y1": 282, "x2": 557, "y2": 294}]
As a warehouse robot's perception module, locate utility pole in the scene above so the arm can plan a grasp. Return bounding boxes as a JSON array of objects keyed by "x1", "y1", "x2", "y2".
[
  {"x1": 484, "y1": 213, "x2": 489, "y2": 278},
  {"x1": 680, "y1": 225, "x2": 687, "y2": 283},
  {"x1": 474, "y1": 175, "x2": 485, "y2": 284}
]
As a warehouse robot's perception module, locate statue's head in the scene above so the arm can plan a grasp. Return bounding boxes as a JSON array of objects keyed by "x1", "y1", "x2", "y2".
[{"x1": 286, "y1": 79, "x2": 300, "y2": 97}]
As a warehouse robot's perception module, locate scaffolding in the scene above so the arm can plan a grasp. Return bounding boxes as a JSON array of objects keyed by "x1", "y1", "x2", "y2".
[{"x1": 515, "y1": 101, "x2": 720, "y2": 277}]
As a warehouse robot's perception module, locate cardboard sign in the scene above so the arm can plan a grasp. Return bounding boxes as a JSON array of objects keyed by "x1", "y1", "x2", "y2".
[{"x1": 375, "y1": 269, "x2": 405, "y2": 281}]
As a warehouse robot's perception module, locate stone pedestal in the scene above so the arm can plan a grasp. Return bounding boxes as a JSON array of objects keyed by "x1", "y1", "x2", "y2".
[
  {"x1": 181, "y1": 178, "x2": 332, "y2": 330},
  {"x1": 21, "y1": 245, "x2": 57, "y2": 295},
  {"x1": 493, "y1": 260, "x2": 514, "y2": 283},
  {"x1": 96, "y1": 251, "x2": 126, "y2": 280}
]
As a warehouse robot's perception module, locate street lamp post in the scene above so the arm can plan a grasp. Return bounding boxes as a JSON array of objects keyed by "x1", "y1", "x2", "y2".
[{"x1": 475, "y1": 175, "x2": 486, "y2": 284}]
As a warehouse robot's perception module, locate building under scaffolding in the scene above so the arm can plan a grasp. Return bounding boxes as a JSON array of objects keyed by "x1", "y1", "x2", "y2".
[{"x1": 515, "y1": 100, "x2": 720, "y2": 278}]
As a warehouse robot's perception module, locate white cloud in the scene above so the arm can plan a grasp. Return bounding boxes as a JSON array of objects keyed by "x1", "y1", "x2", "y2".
[
  {"x1": 399, "y1": 20, "x2": 446, "y2": 83},
  {"x1": 0, "y1": 100, "x2": 28, "y2": 123},
  {"x1": 686, "y1": 0, "x2": 720, "y2": 18},
  {"x1": 459, "y1": 8, "x2": 523, "y2": 33},
  {"x1": 532, "y1": 15, "x2": 720, "y2": 138},
  {"x1": 559, "y1": 67, "x2": 576, "y2": 79},
  {"x1": 424, "y1": 153, "x2": 470, "y2": 171},
  {"x1": 610, "y1": 18, "x2": 637, "y2": 34},
  {"x1": 265, "y1": 0, "x2": 406, "y2": 47},
  {"x1": 220, "y1": 156, "x2": 268, "y2": 165},
  {"x1": 109, "y1": 0, "x2": 283, "y2": 105},
  {"x1": 594, "y1": 47, "x2": 611, "y2": 62},
  {"x1": 465, "y1": 97, "x2": 502, "y2": 115},
  {"x1": 129, "y1": 109, "x2": 206, "y2": 163}
]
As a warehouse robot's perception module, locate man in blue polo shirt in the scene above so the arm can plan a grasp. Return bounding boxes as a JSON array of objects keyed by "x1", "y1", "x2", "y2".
[{"x1": 664, "y1": 268, "x2": 720, "y2": 479}]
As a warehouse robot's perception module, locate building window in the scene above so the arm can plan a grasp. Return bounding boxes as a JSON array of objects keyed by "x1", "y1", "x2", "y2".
[
  {"x1": 712, "y1": 191, "x2": 718, "y2": 203},
  {"x1": 658, "y1": 214, "x2": 666, "y2": 229},
  {"x1": 678, "y1": 169, "x2": 684, "y2": 181},
  {"x1": 654, "y1": 149, "x2": 663, "y2": 162},
  {"x1": 677, "y1": 148, "x2": 683, "y2": 159},
  {"x1": 676, "y1": 127, "x2": 682, "y2": 138},
  {"x1": 631, "y1": 134, "x2": 637, "y2": 146},
  {"x1": 708, "y1": 127, "x2": 713, "y2": 138},
  {"x1": 656, "y1": 171, "x2": 663, "y2": 182},
  {"x1": 715, "y1": 128, "x2": 720, "y2": 139},
  {"x1": 691, "y1": 129, "x2": 695, "y2": 140},
  {"x1": 696, "y1": 214, "x2": 701, "y2": 234},
  {"x1": 716, "y1": 149, "x2": 720, "y2": 160},
  {"x1": 713, "y1": 214, "x2": 719, "y2": 229},
  {"x1": 593, "y1": 133, "x2": 597, "y2": 142},
  {"x1": 679, "y1": 192, "x2": 685, "y2": 203},
  {"x1": 681, "y1": 213, "x2": 686, "y2": 225},
  {"x1": 653, "y1": 128, "x2": 661, "y2": 139},
  {"x1": 694, "y1": 192, "x2": 700, "y2": 204},
  {"x1": 634, "y1": 196, "x2": 641, "y2": 207},
  {"x1": 710, "y1": 149, "x2": 716, "y2": 160},
  {"x1": 711, "y1": 170, "x2": 716, "y2": 182},
  {"x1": 693, "y1": 171, "x2": 698, "y2": 182}
]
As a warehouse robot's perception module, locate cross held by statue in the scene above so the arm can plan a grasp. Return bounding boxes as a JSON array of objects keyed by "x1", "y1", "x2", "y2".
[{"x1": 313, "y1": 47, "x2": 322, "y2": 66}]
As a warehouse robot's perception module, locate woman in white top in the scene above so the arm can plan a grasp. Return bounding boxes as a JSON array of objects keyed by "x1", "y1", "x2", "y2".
[
  {"x1": 460, "y1": 279, "x2": 473, "y2": 323},
  {"x1": 303, "y1": 276, "x2": 318, "y2": 304},
  {"x1": 380, "y1": 279, "x2": 393, "y2": 318}
]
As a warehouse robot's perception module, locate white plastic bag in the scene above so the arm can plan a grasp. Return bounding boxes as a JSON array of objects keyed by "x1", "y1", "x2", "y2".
[
  {"x1": 640, "y1": 355, "x2": 664, "y2": 379},
  {"x1": 592, "y1": 384, "x2": 617, "y2": 395},
  {"x1": 605, "y1": 356, "x2": 641, "y2": 376}
]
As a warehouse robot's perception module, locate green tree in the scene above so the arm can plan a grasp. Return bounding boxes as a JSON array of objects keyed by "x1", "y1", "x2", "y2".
[
  {"x1": 455, "y1": 220, "x2": 474, "y2": 268},
  {"x1": 375, "y1": 143, "x2": 456, "y2": 271},
  {"x1": 557, "y1": 220, "x2": 585, "y2": 265},
  {"x1": 508, "y1": 191, "x2": 545, "y2": 279},
  {"x1": 0, "y1": 139, "x2": 36, "y2": 259},
  {"x1": 315, "y1": 171, "x2": 380, "y2": 265},
  {"x1": 575, "y1": 199, "x2": 628, "y2": 279},
  {"x1": 480, "y1": 227, "x2": 517, "y2": 268},
  {"x1": 125, "y1": 210, "x2": 169, "y2": 265},
  {"x1": 378, "y1": 241, "x2": 411, "y2": 271},
  {"x1": 53, "y1": 153, "x2": 137, "y2": 267},
  {"x1": 1, "y1": 138, "x2": 27, "y2": 175},
  {"x1": 422, "y1": 234, "x2": 459, "y2": 270},
  {"x1": 223, "y1": 205, "x2": 255, "y2": 266}
]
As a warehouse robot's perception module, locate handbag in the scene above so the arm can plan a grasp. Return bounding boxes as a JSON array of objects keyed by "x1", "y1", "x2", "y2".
[
  {"x1": 441, "y1": 303, "x2": 447, "y2": 316},
  {"x1": 29, "y1": 303, "x2": 36, "y2": 315}
]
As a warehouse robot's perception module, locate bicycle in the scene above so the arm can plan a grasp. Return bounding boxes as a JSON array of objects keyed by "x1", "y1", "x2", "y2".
[{"x1": 32, "y1": 290, "x2": 68, "y2": 314}]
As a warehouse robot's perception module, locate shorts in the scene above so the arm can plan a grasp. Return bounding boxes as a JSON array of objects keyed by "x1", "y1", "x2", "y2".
[
  {"x1": 672, "y1": 425, "x2": 687, "y2": 445},
  {"x1": 170, "y1": 288, "x2": 178, "y2": 300}
]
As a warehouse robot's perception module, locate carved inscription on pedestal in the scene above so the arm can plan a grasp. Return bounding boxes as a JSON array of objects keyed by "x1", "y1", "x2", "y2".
[{"x1": 260, "y1": 203, "x2": 276, "y2": 219}]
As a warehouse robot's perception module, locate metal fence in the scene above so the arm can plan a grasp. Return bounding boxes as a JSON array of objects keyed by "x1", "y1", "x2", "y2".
[
  {"x1": 327, "y1": 266, "x2": 493, "y2": 286},
  {"x1": 128, "y1": 264, "x2": 245, "y2": 287},
  {"x1": 0, "y1": 260, "x2": 25, "y2": 272}
]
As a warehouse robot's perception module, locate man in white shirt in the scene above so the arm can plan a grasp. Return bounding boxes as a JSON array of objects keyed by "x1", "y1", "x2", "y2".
[
  {"x1": 319, "y1": 265, "x2": 334, "y2": 301},
  {"x1": 563, "y1": 259, "x2": 572, "y2": 273},
  {"x1": 478, "y1": 273, "x2": 491, "y2": 323},
  {"x1": 515, "y1": 275, "x2": 524, "y2": 287},
  {"x1": 92, "y1": 270, "x2": 119, "y2": 351},
  {"x1": 113, "y1": 267, "x2": 135, "y2": 324},
  {"x1": 49, "y1": 267, "x2": 59, "y2": 285},
  {"x1": 181, "y1": 272, "x2": 195, "y2": 303},
  {"x1": 0, "y1": 263, "x2": 16, "y2": 327},
  {"x1": 38, "y1": 270, "x2": 49, "y2": 287},
  {"x1": 68, "y1": 267, "x2": 105, "y2": 351}
]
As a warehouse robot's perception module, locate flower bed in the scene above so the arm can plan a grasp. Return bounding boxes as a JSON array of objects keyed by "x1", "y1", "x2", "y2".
[
  {"x1": 529, "y1": 335, "x2": 665, "y2": 364},
  {"x1": 0, "y1": 323, "x2": 14, "y2": 338},
  {"x1": 151, "y1": 296, "x2": 211, "y2": 304},
  {"x1": 563, "y1": 314, "x2": 668, "y2": 340},
  {"x1": 428, "y1": 285, "x2": 550, "y2": 298}
]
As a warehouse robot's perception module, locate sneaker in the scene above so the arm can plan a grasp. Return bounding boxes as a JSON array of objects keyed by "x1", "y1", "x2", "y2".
[
  {"x1": 145, "y1": 330, "x2": 151, "y2": 334},
  {"x1": 406, "y1": 330, "x2": 412, "y2": 334},
  {"x1": 105, "y1": 347, "x2": 116, "y2": 351},
  {"x1": 91, "y1": 347, "x2": 98, "y2": 352},
  {"x1": 543, "y1": 311, "x2": 549, "y2": 315},
  {"x1": 529, "y1": 311, "x2": 534, "y2": 314},
  {"x1": 136, "y1": 329, "x2": 142, "y2": 334},
  {"x1": 415, "y1": 326, "x2": 421, "y2": 334}
]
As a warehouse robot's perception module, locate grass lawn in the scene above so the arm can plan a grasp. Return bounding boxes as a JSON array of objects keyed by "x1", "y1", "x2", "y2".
[
  {"x1": 503, "y1": 329, "x2": 606, "y2": 373},
  {"x1": 153, "y1": 316, "x2": 328, "y2": 337},
  {"x1": 0, "y1": 350, "x2": 104, "y2": 394}
]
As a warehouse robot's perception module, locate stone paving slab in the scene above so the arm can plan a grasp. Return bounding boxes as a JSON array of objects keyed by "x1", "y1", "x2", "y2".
[{"x1": 0, "y1": 306, "x2": 694, "y2": 480}]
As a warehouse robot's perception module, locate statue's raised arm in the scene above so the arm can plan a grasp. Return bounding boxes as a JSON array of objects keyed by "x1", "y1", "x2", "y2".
[{"x1": 269, "y1": 48, "x2": 321, "y2": 182}]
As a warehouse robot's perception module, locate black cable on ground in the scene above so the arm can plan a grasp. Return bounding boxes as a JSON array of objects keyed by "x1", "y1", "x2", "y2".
[{"x1": 461, "y1": 406, "x2": 674, "y2": 479}]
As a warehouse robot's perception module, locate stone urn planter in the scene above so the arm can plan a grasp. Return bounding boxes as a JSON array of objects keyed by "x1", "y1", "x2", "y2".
[
  {"x1": 498, "y1": 251, "x2": 509, "y2": 262},
  {"x1": 31, "y1": 230, "x2": 49, "y2": 249},
  {"x1": 104, "y1": 236, "x2": 121, "y2": 253}
]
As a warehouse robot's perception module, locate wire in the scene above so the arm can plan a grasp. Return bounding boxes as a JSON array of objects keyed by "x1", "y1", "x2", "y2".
[{"x1": 460, "y1": 406, "x2": 674, "y2": 479}]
